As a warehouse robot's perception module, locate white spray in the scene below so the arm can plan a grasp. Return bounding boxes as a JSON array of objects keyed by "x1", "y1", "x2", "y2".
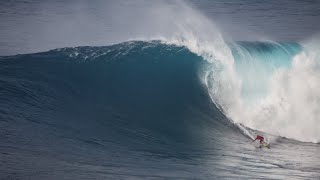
[{"x1": 144, "y1": 1, "x2": 320, "y2": 143}]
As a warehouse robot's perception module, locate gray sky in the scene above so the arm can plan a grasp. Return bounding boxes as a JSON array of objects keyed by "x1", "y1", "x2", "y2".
[{"x1": 0, "y1": 0, "x2": 319, "y2": 55}]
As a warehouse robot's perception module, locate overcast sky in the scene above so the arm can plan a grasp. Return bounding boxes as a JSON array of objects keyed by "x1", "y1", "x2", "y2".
[{"x1": 0, "y1": 0, "x2": 319, "y2": 55}]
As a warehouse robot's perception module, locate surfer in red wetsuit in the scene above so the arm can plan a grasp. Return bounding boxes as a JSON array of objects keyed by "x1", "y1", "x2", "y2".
[{"x1": 253, "y1": 135, "x2": 265, "y2": 144}]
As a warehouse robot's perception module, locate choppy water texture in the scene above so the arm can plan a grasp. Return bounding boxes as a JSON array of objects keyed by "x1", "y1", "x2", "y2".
[{"x1": 1, "y1": 1, "x2": 320, "y2": 180}]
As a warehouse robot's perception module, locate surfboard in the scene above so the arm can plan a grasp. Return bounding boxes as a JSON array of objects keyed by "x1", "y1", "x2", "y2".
[{"x1": 259, "y1": 143, "x2": 270, "y2": 149}]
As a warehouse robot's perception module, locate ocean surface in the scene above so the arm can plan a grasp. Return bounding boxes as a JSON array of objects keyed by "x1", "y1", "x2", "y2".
[{"x1": 1, "y1": 1, "x2": 320, "y2": 179}]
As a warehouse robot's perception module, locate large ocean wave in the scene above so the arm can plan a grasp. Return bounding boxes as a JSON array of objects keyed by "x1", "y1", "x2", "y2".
[
  {"x1": 1, "y1": 39, "x2": 320, "y2": 179},
  {"x1": 1, "y1": 39, "x2": 319, "y2": 143},
  {"x1": 2, "y1": 1, "x2": 320, "y2": 179},
  {"x1": 1, "y1": 38, "x2": 320, "y2": 142}
]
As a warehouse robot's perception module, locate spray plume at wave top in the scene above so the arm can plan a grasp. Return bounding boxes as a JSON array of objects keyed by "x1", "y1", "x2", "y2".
[{"x1": 134, "y1": 1, "x2": 320, "y2": 143}]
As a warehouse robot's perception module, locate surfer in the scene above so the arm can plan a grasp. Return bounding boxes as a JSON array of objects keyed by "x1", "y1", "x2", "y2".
[{"x1": 252, "y1": 135, "x2": 265, "y2": 144}]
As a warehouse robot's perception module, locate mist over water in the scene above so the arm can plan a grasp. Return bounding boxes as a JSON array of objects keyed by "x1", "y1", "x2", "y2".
[{"x1": 1, "y1": 0, "x2": 320, "y2": 179}]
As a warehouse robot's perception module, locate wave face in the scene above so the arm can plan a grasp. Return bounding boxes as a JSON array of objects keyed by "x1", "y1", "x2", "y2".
[
  {"x1": 0, "y1": 41, "x2": 231, "y2": 138},
  {"x1": 1, "y1": 41, "x2": 320, "y2": 179}
]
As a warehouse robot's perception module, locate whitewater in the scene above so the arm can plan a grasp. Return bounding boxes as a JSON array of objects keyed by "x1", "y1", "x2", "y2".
[
  {"x1": 1, "y1": 0, "x2": 320, "y2": 179},
  {"x1": 134, "y1": 0, "x2": 320, "y2": 143}
]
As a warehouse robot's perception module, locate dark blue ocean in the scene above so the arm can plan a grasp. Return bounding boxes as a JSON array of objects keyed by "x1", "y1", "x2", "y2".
[{"x1": 1, "y1": 1, "x2": 320, "y2": 179}]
